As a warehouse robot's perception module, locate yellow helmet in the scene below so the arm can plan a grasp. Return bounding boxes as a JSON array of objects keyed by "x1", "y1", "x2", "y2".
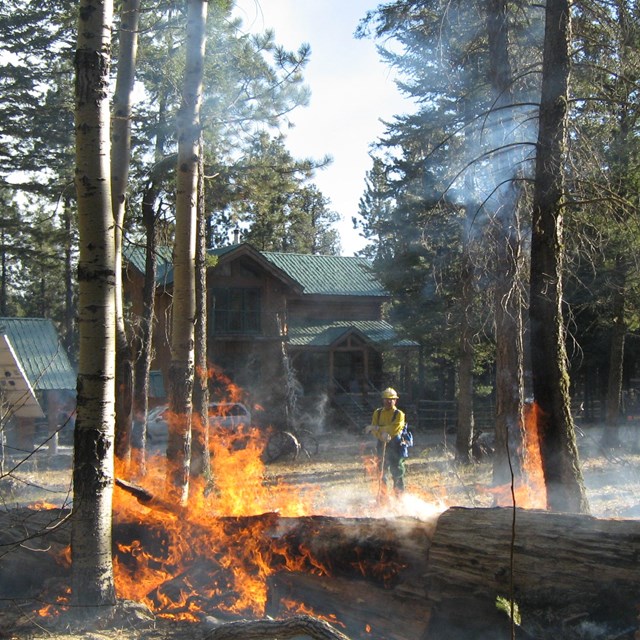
[{"x1": 381, "y1": 387, "x2": 399, "y2": 399}]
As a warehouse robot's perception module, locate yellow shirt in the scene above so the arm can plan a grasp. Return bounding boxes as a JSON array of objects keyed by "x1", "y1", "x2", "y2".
[{"x1": 371, "y1": 406, "x2": 405, "y2": 442}]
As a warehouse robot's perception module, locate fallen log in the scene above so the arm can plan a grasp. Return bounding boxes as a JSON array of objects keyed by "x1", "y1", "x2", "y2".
[
  {"x1": 425, "y1": 507, "x2": 640, "y2": 638},
  {"x1": 205, "y1": 614, "x2": 352, "y2": 640},
  {"x1": 7, "y1": 505, "x2": 640, "y2": 640},
  {"x1": 268, "y1": 571, "x2": 430, "y2": 640}
]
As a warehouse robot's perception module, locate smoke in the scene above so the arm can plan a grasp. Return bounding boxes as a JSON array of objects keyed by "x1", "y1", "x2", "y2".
[
  {"x1": 317, "y1": 483, "x2": 445, "y2": 525},
  {"x1": 393, "y1": 1, "x2": 545, "y2": 235}
]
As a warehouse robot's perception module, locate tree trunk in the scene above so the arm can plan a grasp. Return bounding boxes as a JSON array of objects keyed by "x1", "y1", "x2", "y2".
[
  {"x1": 603, "y1": 258, "x2": 626, "y2": 448},
  {"x1": 191, "y1": 132, "x2": 212, "y2": 480},
  {"x1": 455, "y1": 95, "x2": 478, "y2": 464},
  {"x1": 131, "y1": 180, "x2": 159, "y2": 476},
  {"x1": 131, "y1": 111, "x2": 172, "y2": 475},
  {"x1": 455, "y1": 242, "x2": 475, "y2": 463},
  {"x1": 0, "y1": 228, "x2": 6, "y2": 316},
  {"x1": 63, "y1": 194, "x2": 76, "y2": 362},
  {"x1": 112, "y1": 0, "x2": 141, "y2": 463},
  {"x1": 529, "y1": 0, "x2": 589, "y2": 513},
  {"x1": 485, "y1": 0, "x2": 525, "y2": 484},
  {"x1": 71, "y1": 0, "x2": 117, "y2": 611},
  {"x1": 167, "y1": 0, "x2": 208, "y2": 503}
]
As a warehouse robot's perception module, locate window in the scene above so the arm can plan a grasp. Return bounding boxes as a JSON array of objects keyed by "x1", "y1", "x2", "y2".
[{"x1": 212, "y1": 288, "x2": 261, "y2": 334}]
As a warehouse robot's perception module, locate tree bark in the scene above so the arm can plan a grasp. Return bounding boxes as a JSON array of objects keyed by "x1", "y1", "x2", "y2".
[
  {"x1": 167, "y1": 0, "x2": 208, "y2": 503},
  {"x1": 112, "y1": 0, "x2": 141, "y2": 463},
  {"x1": 71, "y1": 0, "x2": 117, "y2": 611},
  {"x1": 191, "y1": 132, "x2": 211, "y2": 480},
  {"x1": 206, "y1": 615, "x2": 352, "y2": 640},
  {"x1": 529, "y1": 0, "x2": 589, "y2": 513},
  {"x1": 486, "y1": 0, "x2": 525, "y2": 484},
  {"x1": 426, "y1": 507, "x2": 640, "y2": 637},
  {"x1": 63, "y1": 194, "x2": 76, "y2": 362},
  {"x1": 131, "y1": 180, "x2": 159, "y2": 476},
  {"x1": 455, "y1": 240, "x2": 475, "y2": 463}
]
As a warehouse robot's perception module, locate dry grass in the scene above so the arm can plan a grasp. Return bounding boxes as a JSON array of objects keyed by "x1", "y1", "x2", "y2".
[{"x1": 3, "y1": 423, "x2": 639, "y2": 519}]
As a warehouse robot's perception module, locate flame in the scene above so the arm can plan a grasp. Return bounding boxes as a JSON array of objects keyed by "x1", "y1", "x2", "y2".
[
  {"x1": 112, "y1": 425, "x2": 330, "y2": 621},
  {"x1": 37, "y1": 586, "x2": 70, "y2": 617},
  {"x1": 30, "y1": 500, "x2": 61, "y2": 510},
  {"x1": 35, "y1": 372, "x2": 444, "y2": 632},
  {"x1": 281, "y1": 598, "x2": 344, "y2": 628},
  {"x1": 519, "y1": 402, "x2": 547, "y2": 506},
  {"x1": 491, "y1": 402, "x2": 547, "y2": 510}
]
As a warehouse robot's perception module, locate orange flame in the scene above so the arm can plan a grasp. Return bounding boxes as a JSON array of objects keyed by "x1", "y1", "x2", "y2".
[
  {"x1": 37, "y1": 586, "x2": 70, "y2": 618},
  {"x1": 281, "y1": 598, "x2": 345, "y2": 628},
  {"x1": 112, "y1": 424, "x2": 329, "y2": 621},
  {"x1": 491, "y1": 402, "x2": 547, "y2": 509}
]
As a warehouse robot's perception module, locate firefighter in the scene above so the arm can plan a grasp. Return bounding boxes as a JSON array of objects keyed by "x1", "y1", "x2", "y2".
[{"x1": 365, "y1": 387, "x2": 407, "y2": 494}]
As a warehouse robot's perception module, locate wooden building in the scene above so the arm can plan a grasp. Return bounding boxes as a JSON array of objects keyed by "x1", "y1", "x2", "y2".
[
  {"x1": 124, "y1": 243, "x2": 417, "y2": 428},
  {"x1": 0, "y1": 317, "x2": 76, "y2": 454}
]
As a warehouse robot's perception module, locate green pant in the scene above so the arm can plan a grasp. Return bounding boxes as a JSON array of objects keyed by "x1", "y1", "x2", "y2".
[{"x1": 377, "y1": 438, "x2": 405, "y2": 492}]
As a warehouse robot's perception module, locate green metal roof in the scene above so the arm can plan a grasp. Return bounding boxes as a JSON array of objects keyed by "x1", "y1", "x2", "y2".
[
  {"x1": 261, "y1": 252, "x2": 386, "y2": 297},
  {"x1": 0, "y1": 318, "x2": 76, "y2": 390},
  {"x1": 124, "y1": 244, "x2": 174, "y2": 284},
  {"x1": 135, "y1": 244, "x2": 387, "y2": 298},
  {"x1": 287, "y1": 320, "x2": 417, "y2": 349}
]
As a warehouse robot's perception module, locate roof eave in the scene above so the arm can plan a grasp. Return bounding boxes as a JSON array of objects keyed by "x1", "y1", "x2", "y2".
[{"x1": 212, "y1": 244, "x2": 305, "y2": 295}]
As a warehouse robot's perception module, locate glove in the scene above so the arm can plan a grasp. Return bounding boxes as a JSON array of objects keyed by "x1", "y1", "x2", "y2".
[
  {"x1": 381, "y1": 432, "x2": 391, "y2": 443},
  {"x1": 364, "y1": 424, "x2": 375, "y2": 434}
]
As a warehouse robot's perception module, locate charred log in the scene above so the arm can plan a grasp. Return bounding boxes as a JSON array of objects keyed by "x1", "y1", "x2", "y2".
[
  {"x1": 268, "y1": 571, "x2": 430, "y2": 640},
  {"x1": 205, "y1": 614, "x2": 352, "y2": 640},
  {"x1": 426, "y1": 507, "x2": 640, "y2": 638},
  {"x1": 4, "y1": 506, "x2": 640, "y2": 640}
]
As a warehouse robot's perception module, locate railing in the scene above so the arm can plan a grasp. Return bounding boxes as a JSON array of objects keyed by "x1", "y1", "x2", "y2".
[{"x1": 331, "y1": 379, "x2": 376, "y2": 431}]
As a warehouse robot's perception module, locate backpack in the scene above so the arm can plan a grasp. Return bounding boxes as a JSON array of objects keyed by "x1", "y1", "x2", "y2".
[{"x1": 375, "y1": 408, "x2": 414, "y2": 457}]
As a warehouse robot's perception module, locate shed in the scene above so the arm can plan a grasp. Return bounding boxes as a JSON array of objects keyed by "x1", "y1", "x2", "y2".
[{"x1": 0, "y1": 318, "x2": 76, "y2": 454}]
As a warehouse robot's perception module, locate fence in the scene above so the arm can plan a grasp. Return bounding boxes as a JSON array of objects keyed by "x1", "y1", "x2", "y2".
[{"x1": 415, "y1": 398, "x2": 496, "y2": 433}]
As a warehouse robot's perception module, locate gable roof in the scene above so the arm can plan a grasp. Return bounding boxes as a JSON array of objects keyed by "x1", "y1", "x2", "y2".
[
  {"x1": 287, "y1": 320, "x2": 418, "y2": 349},
  {"x1": 261, "y1": 252, "x2": 386, "y2": 297},
  {"x1": 0, "y1": 318, "x2": 76, "y2": 391},
  {"x1": 125, "y1": 242, "x2": 388, "y2": 298}
]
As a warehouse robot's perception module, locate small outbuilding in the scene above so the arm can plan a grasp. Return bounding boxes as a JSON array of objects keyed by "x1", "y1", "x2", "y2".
[{"x1": 0, "y1": 318, "x2": 76, "y2": 455}]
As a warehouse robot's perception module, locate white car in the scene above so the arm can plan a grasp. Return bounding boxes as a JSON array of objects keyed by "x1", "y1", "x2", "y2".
[{"x1": 146, "y1": 402, "x2": 252, "y2": 444}]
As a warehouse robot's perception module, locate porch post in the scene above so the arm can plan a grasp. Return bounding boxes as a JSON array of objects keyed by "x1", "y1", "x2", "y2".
[{"x1": 329, "y1": 350, "x2": 335, "y2": 398}]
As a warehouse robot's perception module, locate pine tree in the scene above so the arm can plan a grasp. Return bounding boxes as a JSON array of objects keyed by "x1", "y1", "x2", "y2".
[{"x1": 530, "y1": 0, "x2": 589, "y2": 513}]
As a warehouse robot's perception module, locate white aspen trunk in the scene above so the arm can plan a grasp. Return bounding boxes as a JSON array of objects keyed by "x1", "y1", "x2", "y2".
[
  {"x1": 167, "y1": 0, "x2": 208, "y2": 504},
  {"x1": 71, "y1": 0, "x2": 117, "y2": 611},
  {"x1": 112, "y1": 0, "x2": 141, "y2": 463}
]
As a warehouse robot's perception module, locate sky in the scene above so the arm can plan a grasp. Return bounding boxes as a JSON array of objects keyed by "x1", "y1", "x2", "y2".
[{"x1": 232, "y1": 0, "x2": 411, "y2": 256}]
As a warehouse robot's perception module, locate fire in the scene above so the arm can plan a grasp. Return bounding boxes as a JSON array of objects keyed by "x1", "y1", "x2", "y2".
[
  {"x1": 281, "y1": 598, "x2": 344, "y2": 628},
  {"x1": 30, "y1": 500, "x2": 61, "y2": 510},
  {"x1": 519, "y1": 402, "x2": 546, "y2": 506},
  {"x1": 491, "y1": 402, "x2": 547, "y2": 509},
  {"x1": 37, "y1": 586, "x2": 71, "y2": 618},
  {"x1": 112, "y1": 426, "x2": 329, "y2": 621}
]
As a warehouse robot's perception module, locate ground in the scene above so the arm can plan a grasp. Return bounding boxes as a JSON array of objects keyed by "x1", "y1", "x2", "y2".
[{"x1": 1, "y1": 422, "x2": 639, "y2": 639}]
